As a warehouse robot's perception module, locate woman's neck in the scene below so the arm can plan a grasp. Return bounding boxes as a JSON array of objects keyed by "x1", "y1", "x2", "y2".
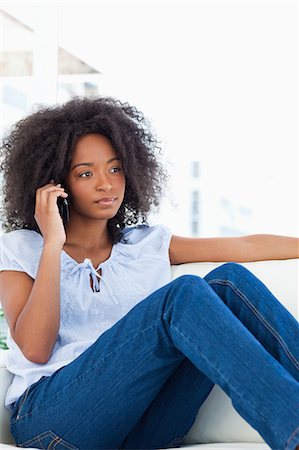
[{"x1": 64, "y1": 219, "x2": 111, "y2": 252}]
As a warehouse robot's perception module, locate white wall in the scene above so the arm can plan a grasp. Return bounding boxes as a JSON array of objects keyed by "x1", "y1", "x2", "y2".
[{"x1": 1, "y1": 0, "x2": 298, "y2": 237}]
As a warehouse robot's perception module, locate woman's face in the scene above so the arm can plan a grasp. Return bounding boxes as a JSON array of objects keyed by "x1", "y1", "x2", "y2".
[{"x1": 64, "y1": 133, "x2": 126, "y2": 222}]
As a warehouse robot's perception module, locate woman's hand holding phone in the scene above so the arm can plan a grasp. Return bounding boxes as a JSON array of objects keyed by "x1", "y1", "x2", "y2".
[{"x1": 34, "y1": 180, "x2": 69, "y2": 247}]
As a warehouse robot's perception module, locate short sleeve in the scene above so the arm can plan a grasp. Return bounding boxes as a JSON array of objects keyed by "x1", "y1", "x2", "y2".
[
  {"x1": 119, "y1": 223, "x2": 173, "y2": 265},
  {"x1": 159, "y1": 224, "x2": 173, "y2": 249},
  {"x1": 0, "y1": 230, "x2": 43, "y2": 278},
  {"x1": 0, "y1": 235, "x2": 25, "y2": 273}
]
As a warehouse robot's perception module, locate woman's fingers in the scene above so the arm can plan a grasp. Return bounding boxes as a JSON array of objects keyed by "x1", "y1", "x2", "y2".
[
  {"x1": 36, "y1": 183, "x2": 66, "y2": 203},
  {"x1": 34, "y1": 182, "x2": 69, "y2": 245}
]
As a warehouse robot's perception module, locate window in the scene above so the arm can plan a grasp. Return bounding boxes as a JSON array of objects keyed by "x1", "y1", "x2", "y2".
[{"x1": 191, "y1": 161, "x2": 200, "y2": 178}]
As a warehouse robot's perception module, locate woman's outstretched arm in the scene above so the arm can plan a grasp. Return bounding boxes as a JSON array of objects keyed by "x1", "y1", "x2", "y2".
[{"x1": 169, "y1": 234, "x2": 299, "y2": 265}]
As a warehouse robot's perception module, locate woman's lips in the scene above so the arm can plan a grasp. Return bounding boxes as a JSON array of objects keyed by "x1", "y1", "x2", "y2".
[{"x1": 94, "y1": 197, "x2": 116, "y2": 206}]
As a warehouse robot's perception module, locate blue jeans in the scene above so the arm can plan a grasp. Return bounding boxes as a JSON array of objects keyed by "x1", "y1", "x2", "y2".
[{"x1": 9, "y1": 263, "x2": 299, "y2": 450}]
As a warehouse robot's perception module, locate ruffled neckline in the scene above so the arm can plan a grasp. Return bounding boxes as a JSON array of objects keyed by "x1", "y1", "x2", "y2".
[
  {"x1": 27, "y1": 228, "x2": 132, "y2": 271},
  {"x1": 61, "y1": 244, "x2": 118, "y2": 271}
]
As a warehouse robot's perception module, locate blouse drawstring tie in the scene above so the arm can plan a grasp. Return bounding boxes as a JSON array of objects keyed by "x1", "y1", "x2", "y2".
[{"x1": 70, "y1": 259, "x2": 119, "y2": 305}]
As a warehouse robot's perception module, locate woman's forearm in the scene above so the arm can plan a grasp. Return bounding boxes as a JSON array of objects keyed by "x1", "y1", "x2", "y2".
[
  {"x1": 14, "y1": 243, "x2": 62, "y2": 364},
  {"x1": 244, "y1": 234, "x2": 299, "y2": 261}
]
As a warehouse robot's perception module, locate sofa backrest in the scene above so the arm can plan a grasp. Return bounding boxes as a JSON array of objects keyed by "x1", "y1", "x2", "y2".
[{"x1": 0, "y1": 354, "x2": 14, "y2": 444}]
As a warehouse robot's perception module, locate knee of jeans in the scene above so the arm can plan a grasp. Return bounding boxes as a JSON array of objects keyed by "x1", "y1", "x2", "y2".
[
  {"x1": 204, "y1": 262, "x2": 247, "y2": 281},
  {"x1": 165, "y1": 275, "x2": 207, "y2": 315},
  {"x1": 171, "y1": 274, "x2": 205, "y2": 291}
]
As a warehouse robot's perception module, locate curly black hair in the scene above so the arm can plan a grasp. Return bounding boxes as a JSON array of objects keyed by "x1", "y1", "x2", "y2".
[{"x1": 0, "y1": 96, "x2": 169, "y2": 244}]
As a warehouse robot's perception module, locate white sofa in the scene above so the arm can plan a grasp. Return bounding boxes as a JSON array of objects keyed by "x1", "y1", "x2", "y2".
[{"x1": 0, "y1": 259, "x2": 298, "y2": 450}]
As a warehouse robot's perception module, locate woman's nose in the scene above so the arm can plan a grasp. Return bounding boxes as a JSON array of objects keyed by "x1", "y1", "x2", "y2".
[{"x1": 96, "y1": 175, "x2": 112, "y2": 191}]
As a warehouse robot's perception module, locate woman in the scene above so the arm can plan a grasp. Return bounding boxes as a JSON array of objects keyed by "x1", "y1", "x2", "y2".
[{"x1": 0, "y1": 96, "x2": 298, "y2": 450}]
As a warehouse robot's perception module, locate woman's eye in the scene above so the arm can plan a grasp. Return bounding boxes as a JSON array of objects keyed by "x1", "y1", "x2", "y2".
[
  {"x1": 79, "y1": 171, "x2": 92, "y2": 178},
  {"x1": 110, "y1": 167, "x2": 122, "y2": 173},
  {"x1": 78, "y1": 168, "x2": 122, "y2": 178}
]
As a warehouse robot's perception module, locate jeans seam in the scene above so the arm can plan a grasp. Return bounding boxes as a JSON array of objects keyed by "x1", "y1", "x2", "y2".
[
  {"x1": 17, "y1": 430, "x2": 78, "y2": 449},
  {"x1": 16, "y1": 387, "x2": 31, "y2": 420},
  {"x1": 207, "y1": 278, "x2": 299, "y2": 371},
  {"x1": 168, "y1": 438, "x2": 181, "y2": 442},
  {"x1": 286, "y1": 424, "x2": 299, "y2": 450},
  {"x1": 51, "y1": 437, "x2": 61, "y2": 449},
  {"x1": 18, "y1": 430, "x2": 52, "y2": 447},
  {"x1": 14, "y1": 321, "x2": 159, "y2": 421},
  {"x1": 171, "y1": 324, "x2": 278, "y2": 437},
  {"x1": 166, "y1": 435, "x2": 185, "y2": 447}
]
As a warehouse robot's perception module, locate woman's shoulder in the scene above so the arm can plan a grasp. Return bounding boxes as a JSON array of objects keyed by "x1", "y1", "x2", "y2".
[
  {"x1": 0, "y1": 229, "x2": 43, "y2": 276},
  {"x1": 1, "y1": 228, "x2": 42, "y2": 245},
  {"x1": 0, "y1": 229, "x2": 43, "y2": 256},
  {"x1": 120, "y1": 223, "x2": 172, "y2": 245}
]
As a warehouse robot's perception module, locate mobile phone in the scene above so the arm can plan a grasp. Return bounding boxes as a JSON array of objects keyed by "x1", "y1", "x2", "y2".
[{"x1": 57, "y1": 184, "x2": 70, "y2": 225}]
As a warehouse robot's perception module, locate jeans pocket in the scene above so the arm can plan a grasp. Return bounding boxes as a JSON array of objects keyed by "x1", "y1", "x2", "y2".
[
  {"x1": 17, "y1": 429, "x2": 79, "y2": 449},
  {"x1": 11, "y1": 377, "x2": 48, "y2": 424},
  {"x1": 14, "y1": 386, "x2": 31, "y2": 421}
]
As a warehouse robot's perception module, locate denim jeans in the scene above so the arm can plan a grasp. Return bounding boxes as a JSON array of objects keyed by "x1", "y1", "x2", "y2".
[{"x1": 9, "y1": 262, "x2": 299, "y2": 450}]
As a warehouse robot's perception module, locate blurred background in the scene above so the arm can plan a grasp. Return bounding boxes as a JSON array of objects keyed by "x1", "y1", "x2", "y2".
[{"x1": 0, "y1": 0, "x2": 298, "y2": 238}]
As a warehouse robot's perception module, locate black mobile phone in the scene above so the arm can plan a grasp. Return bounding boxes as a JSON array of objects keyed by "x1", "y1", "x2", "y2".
[{"x1": 57, "y1": 184, "x2": 70, "y2": 225}]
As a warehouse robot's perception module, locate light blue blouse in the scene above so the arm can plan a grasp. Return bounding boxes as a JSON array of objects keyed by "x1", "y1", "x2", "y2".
[{"x1": 0, "y1": 224, "x2": 173, "y2": 409}]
